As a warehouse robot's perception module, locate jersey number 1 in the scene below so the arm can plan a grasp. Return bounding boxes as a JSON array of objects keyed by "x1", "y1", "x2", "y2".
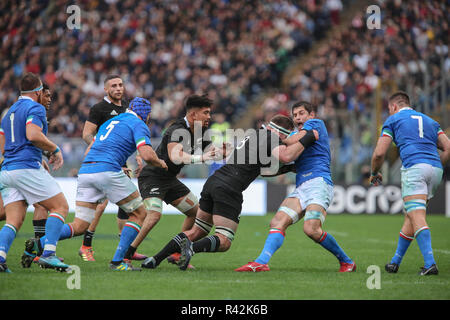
[
  {"x1": 99, "y1": 121, "x2": 119, "y2": 141},
  {"x1": 10, "y1": 113, "x2": 15, "y2": 143},
  {"x1": 411, "y1": 115, "x2": 423, "y2": 138}
]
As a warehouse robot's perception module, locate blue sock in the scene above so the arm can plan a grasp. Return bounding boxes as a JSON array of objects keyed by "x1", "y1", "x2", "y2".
[
  {"x1": 318, "y1": 232, "x2": 353, "y2": 263},
  {"x1": 112, "y1": 222, "x2": 141, "y2": 263},
  {"x1": 255, "y1": 229, "x2": 285, "y2": 265},
  {"x1": 415, "y1": 227, "x2": 435, "y2": 268},
  {"x1": 42, "y1": 213, "x2": 65, "y2": 257},
  {"x1": 39, "y1": 223, "x2": 74, "y2": 249},
  {"x1": 390, "y1": 232, "x2": 413, "y2": 265},
  {"x1": 0, "y1": 224, "x2": 17, "y2": 263}
]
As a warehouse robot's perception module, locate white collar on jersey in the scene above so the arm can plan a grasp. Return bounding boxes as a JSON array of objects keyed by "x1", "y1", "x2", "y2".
[
  {"x1": 398, "y1": 107, "x2": 413, "y2": 112},
  {"x1": 126, "y1": 109, "x2": 139, "y2": 118},
  {"x1": 18, "y1": 96, "x2": 34, "y2": 101},
  {"x1": 103, "y1": 96, "x2": 112, "y2": 104},
  {"x1": 184, "y1": 116, "x2": 190, "y2": 128}
]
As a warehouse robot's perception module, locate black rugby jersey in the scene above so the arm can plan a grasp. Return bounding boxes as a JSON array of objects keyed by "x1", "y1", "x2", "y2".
[
  {"x1": 87, "y1": 96, "x2": 128, "y2": 131},
  {"x1": 140, "y1": 117, "x2": 212, "y2": 177},
  {"x1": 213, "y1": 128, "x2": 282, "y2": 192}
]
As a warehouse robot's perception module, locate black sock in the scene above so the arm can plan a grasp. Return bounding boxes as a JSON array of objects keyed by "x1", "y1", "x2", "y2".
[
  {"x1": 153, "y1": 233, "x2": 187, "y2": 265},
  {"x1": 83, "y1": 230, "x2": 95, "y2": 247},
  {"x1": 193, "y1": 235, "x2": 221, "y2": 253},
  {"x1": 33, "y1": 219, "x2": 47, "y2": 238},
  {"x1": 124, "y1": 245, "x2": 137, "y2": 260}
]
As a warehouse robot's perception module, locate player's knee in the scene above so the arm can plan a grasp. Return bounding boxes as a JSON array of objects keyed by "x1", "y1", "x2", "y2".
[
  {"x1": 214, "y1": 226, "x2": 235, "y2": 252},
  {"x1": 275, "y1": 206, "x2": 299, "y2": 227},
  {"x1": 303, "y1": 221, "x2": 322, "y2": 240},
  {"x1": 215, "y1": 233, "x2": 232, "y2": 251},
  {"x1": 175, "y1": 192, "x2": 198, "y2": 216},
  {"x1": 72, "y1": 219, "x2": 90, "y2": 236}
]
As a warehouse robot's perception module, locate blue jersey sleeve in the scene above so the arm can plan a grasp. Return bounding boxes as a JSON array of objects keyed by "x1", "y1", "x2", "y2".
[
  {"x1": 26, "y1": 104, "x2": 46, "y2": 129},
  {"x1": 381, "y1": 117, "x2": 394, "y2": 140},
  {"x1": 133, "y1": 121, "x2": 152, "y2": 150}
]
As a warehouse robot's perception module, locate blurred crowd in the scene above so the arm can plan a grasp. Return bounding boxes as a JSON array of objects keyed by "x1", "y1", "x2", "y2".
[
  {"x1": 255, "y1": 0, "x2": 449, "y2": 179},
  {"x1": 0, "y1": 0, "x2": 340, "y2": 139}
]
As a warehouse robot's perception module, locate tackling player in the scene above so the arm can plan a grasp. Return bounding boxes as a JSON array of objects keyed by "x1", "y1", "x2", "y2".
[
  {"x1": 142, "y1": 114, "x2": 314, "y2": 270},
  {"x1": 23, "y1": 97, "x2": 167, "y2": 271},
  {"x1": 370, "y1": 92, "x2": 450, "y2": 275},
  {"x1": 235, "y1": 101, "x2": 355, "y2": 273},
  {"x1": 0, "y1": 73, "x2": 70, "y2": 272}
]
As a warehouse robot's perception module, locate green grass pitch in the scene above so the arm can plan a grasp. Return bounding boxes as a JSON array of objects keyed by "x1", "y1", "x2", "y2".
[{"x1": 1, "y1": 213, "x2": 449, "y2": 300}]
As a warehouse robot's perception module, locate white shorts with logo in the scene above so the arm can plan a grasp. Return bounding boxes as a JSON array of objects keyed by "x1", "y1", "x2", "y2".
[
  {"x1": 287, "y1": 177, "x2": 334, "y2": 211},
  {"x1": 0, "y1": 166, "x2": 62, "y2": 206},
  {"x1": 76, "y1": 171, "x2": 137, "y2": 205},
  {"x1": 401, "y1": 163, "x2": 443, "y2": 200}
]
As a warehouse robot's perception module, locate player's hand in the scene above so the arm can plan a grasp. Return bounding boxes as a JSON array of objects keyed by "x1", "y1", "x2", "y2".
[
  {"x1": 370, "y1": 172, "x2": 383, "y2": 186},
  {"x1": 48, "y1": 151, "x2": 64, "y2": 171},
  {"x1": 158, "y1": 159, "x2": 168, "y2": 171},
  {"x1": 222, "y1": 142, "x2": 233, "y2": 158},
  {"x1": 135, "y1": 155, "x2": 144, "y2": 177},
  {"x1": 42, "y1": 160, "x2": 50, "y2": 172},
  {"x1": 122, "y1": 167, "x2": 132, "y2": 177},
  {"x1": 203, "y1": 147, "x2": 218, "y2": 161}
]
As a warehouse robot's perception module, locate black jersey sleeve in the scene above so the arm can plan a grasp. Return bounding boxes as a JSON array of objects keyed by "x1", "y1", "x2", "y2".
[{"x1": 87, "y1": 104, "x2": 103, "y2": 126}]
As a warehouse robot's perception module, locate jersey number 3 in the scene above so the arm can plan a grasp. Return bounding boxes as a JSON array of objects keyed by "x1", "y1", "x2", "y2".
[
  {"x1": 411, "y1": 115, "x2": 424, "y2": 138},
  {"x1": 99, "y1": 120, "x2": 119, "y2": 141}
]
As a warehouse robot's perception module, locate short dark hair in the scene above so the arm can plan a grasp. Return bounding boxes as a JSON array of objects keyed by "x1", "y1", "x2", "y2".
[
  {"x1": 42, "y1": 82, "x2": 49, "y2": 91},
  {"x1": 270, "y1": 114, "x2": 295, "y2": 132},
  {"x1": 291, "y1": 101, "x2": 316, "y2": 114},
  {"x1": 20, "y1": 72, "x2": 41, "y2": 92},
  {"x1": 388, "y1": 91, "x2": 410, "y2": 107},
  {"x1": 185, "y1": 94, "x2": 213, "y2": 111},
  {"x1": 104, "y1": 74, "x2": 122, "y2": 85}
]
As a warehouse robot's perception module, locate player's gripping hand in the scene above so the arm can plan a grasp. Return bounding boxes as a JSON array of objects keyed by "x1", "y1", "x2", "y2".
[
  {"x1": 48, "y1": 149, "x2": 64, "y2": 171},
  {"x1": 370, "y1": 172, "x2": 382, "y2": 186},
  {"x1": 202, "y1": 147, "x2": 218, "y2": 162},
  {"x1": 158, "y1": 159, "x2": 168, "y2": 171}
]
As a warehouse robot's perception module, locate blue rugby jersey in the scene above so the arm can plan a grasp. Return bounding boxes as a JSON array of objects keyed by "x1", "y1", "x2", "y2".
[
  {"x1": 294, "y1": 119, "x2": 333, "y2": 187},
  {"x1": 1, "y1": 96, "x2": 47, "y2": 170},
  {"x1": 381, "y1": 107, "x2": 443, "y2": 169},
  {"x1": 79, "y1": 111, "x2": 152, "y2": 174}
]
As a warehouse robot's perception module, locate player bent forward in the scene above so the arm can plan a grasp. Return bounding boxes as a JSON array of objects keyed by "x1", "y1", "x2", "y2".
[{"x1": 142, "y1": 115, "x2": 316, "y2": 270}]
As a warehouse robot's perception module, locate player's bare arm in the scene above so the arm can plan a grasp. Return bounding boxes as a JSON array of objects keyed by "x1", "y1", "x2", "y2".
[
  {"x1": 167, "y1": 141, "x2": 217, "y2": 164},
  {"x1": 138, "y1": 144, "x2": 168, "y2": 170},
  {"x1": 82, "y1": 120, "x2": 98, "y2": 145},
  {"x1": 370, "y1": 136, "x2": 392, "y2": 185},
  {"x1": 0, "y1": 134, "x2": 5, "y2": 155},
  {"x1": 274, "y1": 129, "x2": 319, "y2": 163},
  {"x1": 437, "y1": 133, "x2": 450, "y2": 165},
  {"x1": 26, "y1": 124, "x2": 63, "y2": 171},
  {"x1": 283, "y1": 129, "x2": 319, "y2": 145}
]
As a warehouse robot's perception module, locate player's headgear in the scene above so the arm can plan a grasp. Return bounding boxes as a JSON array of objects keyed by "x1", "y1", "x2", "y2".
[{"x1": 129, "y1": 97, "x2": 152, "y2": 121}]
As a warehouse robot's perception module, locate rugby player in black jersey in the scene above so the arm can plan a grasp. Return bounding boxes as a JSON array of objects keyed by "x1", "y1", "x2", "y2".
[
  {"x1": 142, "y1": 114, "x2": 318, "y2": 270},
  {"x1": 123, "y1": 94, "x2": 220, "y2": 266}
]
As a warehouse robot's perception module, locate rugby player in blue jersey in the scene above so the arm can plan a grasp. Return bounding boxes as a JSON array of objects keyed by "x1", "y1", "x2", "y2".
[
  {"x1": 24, "y1": 97, "x2": 167, "y2": 271},
  {"x1": 370, "y1": 92, "x2": 450, "y2": 275},
  {"x1": 236, "y1": 101, "x2": 355, "y2": 273},
  {"x1": 0, "y1": 73, "x2": 69, "y2": 273}
]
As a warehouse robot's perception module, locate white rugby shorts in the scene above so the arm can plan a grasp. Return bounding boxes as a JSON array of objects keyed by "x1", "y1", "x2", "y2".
[
  {"x1": 76, "y1": 170, "x2": 138, "y2": 205},
  {"x1": 0, "y1": 166, "x2": 62, "y2": 206},
  {"x1": 401, "y1": 163, "x2": 443, "y2": 199},
  {"x1": 287, "y1": 177, "x2": 334, "y2": 211}
]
